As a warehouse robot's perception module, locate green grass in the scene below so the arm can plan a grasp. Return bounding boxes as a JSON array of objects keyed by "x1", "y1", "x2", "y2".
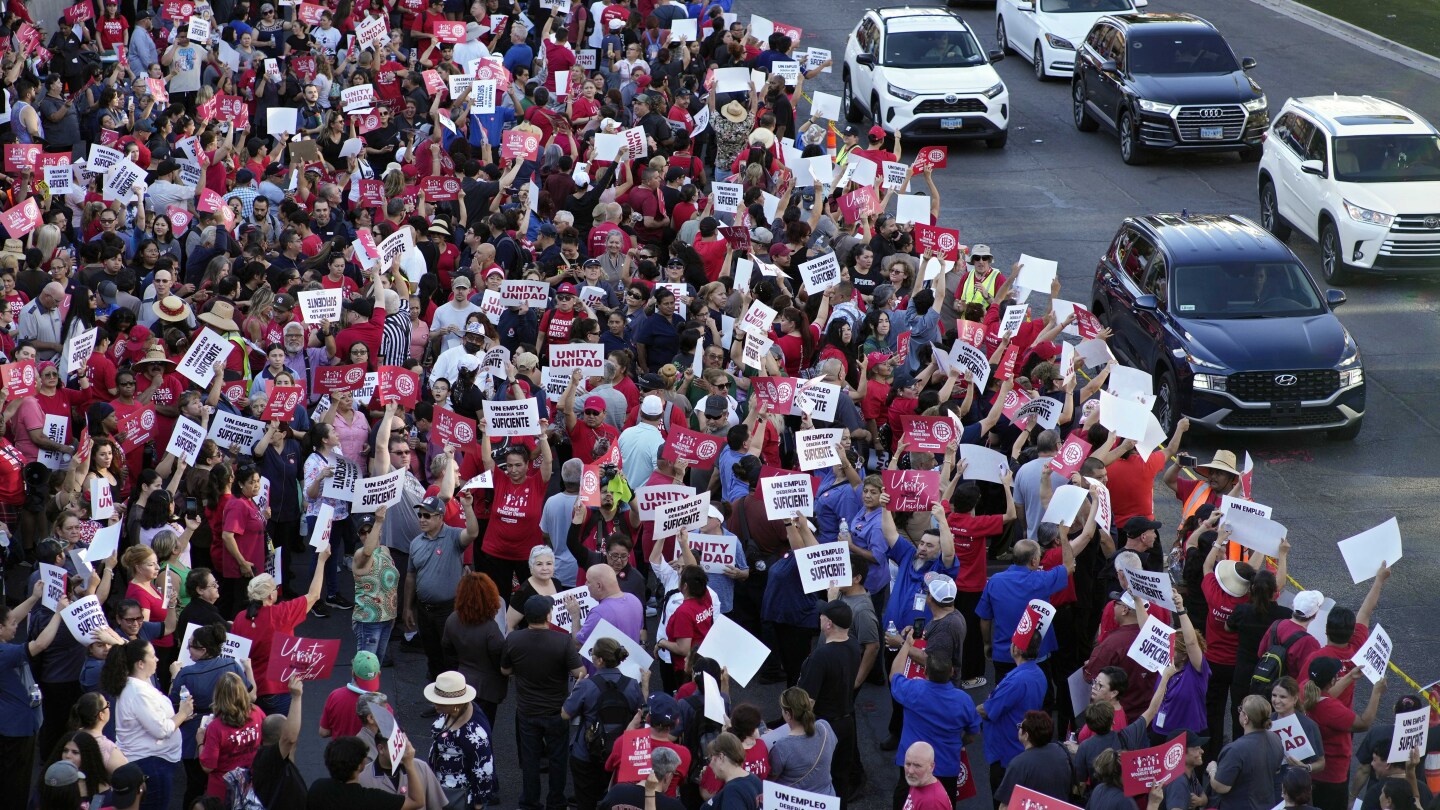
[{"x1": 1297, "y1": 0, "x2": 1440, "y2": 57}]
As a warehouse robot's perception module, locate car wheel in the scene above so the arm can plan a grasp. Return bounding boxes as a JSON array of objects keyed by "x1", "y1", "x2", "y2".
[
  {"x1": 1327, "y1": 417, "x2": 1363, "y2": 441},
  {"x1": 1319, "y1": 218, "x2": 1354, "y2": 285},
  {"x1": 1153, "y1": 368, "x2": 1178, "y2": 436},
  {"x1": 1119, "y1": 111, "x2": 1150, "y2": 165},
  {"x1": 872, "y1": 94, "x2": 884, "y2": 128},
  {"x1": 1033, "y1": 43, "x2": 1047, "y2": 81},
  {"x1": 1239, "y1": 145, "x2": 1263, "y2": 163},
  {"x1": 985, "y1": 130, "x2": 1008, "y2": 149},
  {"x1": 1072, "y1": 79, "x2": 1098, "y2": 132},
  {"x1": 842, "y1": 72, "x2": 863, "y2": 123},
  {"x1": 1259, "y1": 181, "x2": 1292, "y2": 241},
  {"x1": 996, "y1": 16, "x2": 1011, "y2": 54}
]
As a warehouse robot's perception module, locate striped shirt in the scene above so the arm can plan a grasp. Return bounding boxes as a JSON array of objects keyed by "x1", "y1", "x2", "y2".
[{"x1": 381, "y1": 299, "x2": 411, "y2": 367}]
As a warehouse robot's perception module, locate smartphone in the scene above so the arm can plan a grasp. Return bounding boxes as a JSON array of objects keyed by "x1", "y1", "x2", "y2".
[
  {"x1": 1178, "y1": 453, "x2": 1197, "y2": 469},
  {"x1": 185, "y1": 497, "x2": 200, "y2": 516},
  {"x1": 912, "y1": 618, "x2": 925, "y2": 639}
]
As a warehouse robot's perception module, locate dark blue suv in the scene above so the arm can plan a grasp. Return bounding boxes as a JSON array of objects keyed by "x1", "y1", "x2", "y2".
[{"x1": 1090, "y1": 213, "x2": 1365, "y2": 439}]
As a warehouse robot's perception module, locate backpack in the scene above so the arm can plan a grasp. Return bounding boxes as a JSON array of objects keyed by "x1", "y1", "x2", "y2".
[
  {"x1": 681, "y1": 690, "x2": 724, "y2": 783},
  {"x1": 583, "y1": 673, "x2": 636, "y2": 761},
  {"x1": 224, "y1": 767, "x2": 265, "y2": 810},
  {"x1": 1250, "y1": 622, "x2": 1304, "y2": 695}
]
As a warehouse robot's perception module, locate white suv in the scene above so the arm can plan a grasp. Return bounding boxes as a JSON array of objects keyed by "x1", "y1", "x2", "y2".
[
  {"x1": 843, "y1": 7, "x2": 1010, "y2": 147},
  {"x1": 1258, "y1": 95, "x2": 1440, "y2": 284},
  {"x1": 994, "y1": 0, "x2": 1146, "y2": 81}
]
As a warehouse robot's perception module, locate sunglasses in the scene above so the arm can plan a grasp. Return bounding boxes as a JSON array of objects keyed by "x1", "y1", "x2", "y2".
[{"x1": 583, "y1": 409, "x2": 601, "y2": 416}]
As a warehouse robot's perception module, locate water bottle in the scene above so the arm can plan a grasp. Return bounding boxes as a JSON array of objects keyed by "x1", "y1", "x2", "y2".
[
  {"x1": 179, "y1": 686, "x2": 192, "y2": 703},
  {"x1": 29, "y1": 683, "x2": 41, "y2": 707},
  {"x1": 0, "y1": 526, "x2": 9, "y2": 548},
  {"x1": 885, "y1": 620, "x2": 899, "y2": 651},
  {"x1": 838, "y1": 519, "x2": 850, "y2": 544}
]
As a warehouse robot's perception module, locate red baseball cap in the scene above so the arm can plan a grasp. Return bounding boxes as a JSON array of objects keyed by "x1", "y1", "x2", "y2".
[
  {"x1": 869, "y1": 125, "x2": 885, "y2": 141},
  {"x1": 583, "y1": 395, "x2": 607, "y2": 412}
]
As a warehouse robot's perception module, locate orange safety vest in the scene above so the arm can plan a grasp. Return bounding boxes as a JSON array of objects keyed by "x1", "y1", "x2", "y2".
[{"x1": 1181, "y1": 480, "x2": 1241, "y2": 560}]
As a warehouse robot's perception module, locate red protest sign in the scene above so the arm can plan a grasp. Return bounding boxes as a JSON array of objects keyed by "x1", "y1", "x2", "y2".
[
  {"x1": 1000, "y1": 386, "x2": 1032, "y2": 423},
  {"x1": 266, "y1": 635, "x2": 342, "y2": 682},
  {"x1": 375, "y1": 366, "x2": 421, "y2": 408},
  {"x1": 63, "y1": 2, "x2": 94, "y2": 23},
  {"x1": 15, "y1": 23, "x2": 40, "y2": 54},
  {"x1": 36, "y1": 153, "x2": 71, "y2": 171},
  {"x1": 291, "y1": 54, "x2": 317, "y2": 82},
  {"x1": 0, "y1": 198, "x2": 41, "y2": 238},
  {"x1": 751, "y1": 377, "x2": 796, "y2": 415},
  {"x1": 995, "y1": 344, "x2": 1021, "y2": 382},
  {"x1": 217, "y1": 95, "x2": 247, "y2": 123},
  {"x1": 773, "y1": 22, "x2": 802, "y2": 42},
  {"x1": 161, "y1": 0, "x2": 195, "y2": 20},
  {"x1": 579, "y1": 462, "x2": 603, "y2": 507},
  {"x1": 1049, "y1": 433, "x2": 1092, "y2": 478},
  {"x1": 901, "y1": 638, "x2": 927, "y2": 679},
  {"x1": 837, "y1": 186, "x2": 878, "y2": 224},
  {"x1": 1073, "y1": 305, "x2": 1102, "y2": 339},
  {"x1": 1011, "y1": 787, "x2": 1084, "y2": 810},
  {"x1": 956, "y1": 319, "x2": 986, "y2": 349},
  {"x1": 660, "y1": 426, "x2": 723, "y2": 470},
  {"x1": 895, "y1": 331, "x2": 911, "y2": 364},
  {"x1": 263, "y1": 385, "x2": 305, "y2": 421},
  {"x1": 197, "y1": 188, "x2": 223, "y2": 213},
  {"x1": 4, "y1": 144, "x2": 41, "y2": 173},
  {"x1": 355, "y1": 112, "x2": 383, "y2": 134},
  {"x1": 113, "y1": 403, "x2": 156, "y2": 455},
  {"x1": 473, "y1": 60, "x2": 511, "y2": 92},
  {"x1": 913, "y1": 223, "x2": 962, "y2": 262},
  {"x1": 614, "y1": 729, "x2": 653, "y2": 784},
  {"x1": 432, "y1": 20, "x2": 466, "y2": 42},
  {"x1": 100, "y1": 128, "x2": 121, "y2": 147},
  {"x1": 218, "y1": 204, "x2": 237, "y2": 232},
  {"x1": 422, "y1": 69, "x2": 445, "y2": 95},
  {"x1": 882, "y1": 469, "x2": 939, "y2": 512},
  {"x1": 0, "y1": 360, "x2": 38, "y2": 398},
  {"x1": 357, "y1": 179, "x2": 385, "y2": 208},
  {"x1": 502, "y1": 130, "x2": 541, "y2": 161},
  {"x1": 1120, "y1": 739, "x2": 1186, "y2": 796},
  {"x1": 297, "y1": 1, "x2": 327, "y2": 24},
  {"x1": 954, "y1": 750, "x2": 978, "y2": 802},
  {"x1": 433, "y1": 406, "x2": 478, "y2": 446},
  {"x1": 166, "y1": 205, "x2": 193, "y2": 234},
  {"x1": 901, "y1": 415, "x2": 960, "y2": 453},
  {"x1": 911, "y1": 145, "x2": 948, "y2": 173},
  {"x1": 723, "y1": 225, "x2": 750, "y2": 252},
  {"x1": 421, "y1": 176, "x2": 462, "y2": 202},
  {"x1": 313, "y1": 363, "x2": 368, "y2": 394}
]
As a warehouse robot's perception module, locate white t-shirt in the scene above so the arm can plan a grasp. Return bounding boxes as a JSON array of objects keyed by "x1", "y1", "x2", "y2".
[{"x1": 429, "y1": 302, "x2": 483, "y2": 353}]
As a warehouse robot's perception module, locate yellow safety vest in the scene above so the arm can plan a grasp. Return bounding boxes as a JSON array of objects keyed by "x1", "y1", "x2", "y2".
[{"x1": 959, "y1": 269, "x2": 999, "y2": 307}]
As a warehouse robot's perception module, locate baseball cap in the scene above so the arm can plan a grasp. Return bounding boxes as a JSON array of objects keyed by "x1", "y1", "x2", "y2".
[
  {"x1": 583, "y1": 395, "x2": 607, "y2": 413},
  {"x1": 1122, "y1": 516, "x2": 1162, "y2": 536},
  {"x1": 640, "y1": 395, "x2": 664, "y2": 417},
  {"x1": 751, "y1": 227, "x2": 773, "y2": 245},
  {"x1": 702, "y1": 395, "x2": 728, "y2": 418},
  {"x1": 539, "y1": 223, "x2": 560, "y2": 238},
  {"x1": 638, "y1": 372, "x2": 667, "y2": 391},
  {"x1": 464, "y1": 321, "x2": 483, "y2": 335},
  {"x1": 556, "y1": 282, "x2": 577, "y2": 296},
  {"x1": 1308, "y1": 655, "x2": 1343, "y2": 685},
  {"x1": 109, "y1": 764, "x2": 146, "y2": 806},
  {"x1": 1292, "y1": 590, "x2": 1325, "y2": 620},
  {"x1": 352, "y1": 651, "x2": 381, "y2": 691},
  {"x1": 236, "y1": 168, "x2": 255, "y2": 184},
  {"x1": 513, "y1": 351, "x2": 539, "y2": 371},
  {"x1": 1108, "y1": 590, "x2": 1142, "y2": 610},
  {"x1": 1167, "y1": 728, "x2": 1209, "y2": 750},
  {"x1": 523, "y1": 594, "x2": 554, "y2": 624},
  {"x1": 43, "y1": 761, "x2": 85, "y2": 787},
  {"x1": 98, "y1": 279, "x2": 119, "y2": 304},
  {"x1": 868, "y1": 125, "x2": 885, "y2": 141},
  {"x1": 707, "y1": 505, "x2": 725, "y2": 523},
  {"x1": 924, "y1": 572, "x2": 957, "y2": 605},
  {"x1": 840, "y1": 123, "x2": 860, "y2": 138},
  {"x1": 647, "y1": 692, "x2": 681, "y2": 726},
  {"x1": 865, "y1": 351, "x2": 892, "y2": 369},
  {"x1": 274, "y1": 293, "x2": 295, "y2": 310},
  {"x1": 416, "y1": 495, "x2": 445, "y2": 516}
]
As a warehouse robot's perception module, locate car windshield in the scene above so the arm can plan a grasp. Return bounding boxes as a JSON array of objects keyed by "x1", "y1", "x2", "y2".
[
  {"x1": 883, "y1": 30, "x2": 987, "y2": 68},
  {"x1": 1171, "y1": 262, "x2": 1325, "y2": 319},
  {"x1": 1333, "y1": 134, "x2": 1440, "y2": 182},
  {"x1": 1039, "y1": 0, "x2": 1132, "y2": 12},
  {"x1": 1128, "y1": 32, "x2": 1239, "y2": 75}
]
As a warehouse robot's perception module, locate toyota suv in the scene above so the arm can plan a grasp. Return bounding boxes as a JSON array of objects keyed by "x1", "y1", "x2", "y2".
[
  {"x1": 1258, "y1": 95, "x2": 1440, "y2": 284},
  {"x1": 843, "y1": 7, "x2": 1010, "y2": 146},
  {"x1": 1072, "y1": 13, "x2": 1268, "y2": 164},
  {"x1": 1091, "y1": 213, "x2": 1365, "y2": 439}
]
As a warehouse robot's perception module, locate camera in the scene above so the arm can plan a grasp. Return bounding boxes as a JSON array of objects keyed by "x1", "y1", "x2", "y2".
[{"x1": 599, "y1": 463, "x2": 619, "y2": 485}]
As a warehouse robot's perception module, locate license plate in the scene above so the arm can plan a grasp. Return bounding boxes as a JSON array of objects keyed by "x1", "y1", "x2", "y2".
[
  {"x1": 1200, "y1": 126, "x2": 1224, "y2": 140},
  {"x1": 941, "y1": 117, "x2": 964, "y2": 130}
]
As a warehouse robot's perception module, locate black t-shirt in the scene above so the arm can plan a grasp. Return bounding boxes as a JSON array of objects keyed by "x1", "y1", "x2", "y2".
[
  {"x1": 705, "y1": 775, "x2": 763, "y2": 810},
  {"x1": 499, "y1": 626, "x2": 584, "y2": 714},
  {"x1": 306, "y1": 778, "x2": 405, "y2": 810},
  {"x1": 599, "y1": 784, "x2": 685, "y2": 810},
  {"x1": 252, "y1": 745, "x2": 308, "y2": 810},
  {"x1": 1226, "y1": 602, "x2": 1291, "y2": 672},
  {"x1": 796, "y1": 636, "x2": 859, "y2": 721}
]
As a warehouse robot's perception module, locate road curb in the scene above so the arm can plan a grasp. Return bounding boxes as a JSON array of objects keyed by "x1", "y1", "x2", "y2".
[{"x1": 1247, "y1": 0, "x2": 1440, "y2": 80}]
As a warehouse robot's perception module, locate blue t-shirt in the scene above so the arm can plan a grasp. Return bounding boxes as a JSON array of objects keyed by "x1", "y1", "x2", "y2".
[
  {"x1": 975, "y1": 565, "x2": 1070, "y2": 662},
  {"x1": 466, "y1": 105, "x2": 518, "y2": 149},
  {"x1": 503, "y1": 44, "x2": 535, "y2": 77},
  {"x1": 0, "y1": 642, "x2": 39, "y2": 736},
  {"x1": 981, "y1": 661, "x2": 1048, "y2": 767},
  {"x1": 849, "y1": 506, "x2": 890, "y2": 595},
  {"x1": 762, "y1": 553, "x2": 821, "y2": 627},
  {"x1": 813, "y1": 471, "x2": 860, "y2": 544},
  {"x1": 883, "y1": 537, "x2": 959, "y2": 631},
  {"x1": 891, "y1": 674, "x2": 982, "y2": 776},
  {"x1": 715, "y1": 446, "x2": 749, "y2": 503}
]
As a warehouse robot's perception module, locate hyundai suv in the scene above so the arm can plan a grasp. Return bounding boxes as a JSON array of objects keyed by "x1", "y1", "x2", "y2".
[
  {"x1": 1091, "y1": 213, "x2": 1365, "y2": 440},
  {"x1": 1258, "y1": 95, "x2": 1440, "y2": 284},
  {"x1": 843, "y1": 7, "x2": 1010, "y2": 146},
  {"x1": 1072, "y1": 13, "x2": 1268, "y2": 164}
]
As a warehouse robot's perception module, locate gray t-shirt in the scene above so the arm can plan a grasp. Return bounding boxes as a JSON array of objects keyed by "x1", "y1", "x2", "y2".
[
  {"x1": 1014, "y1": 455, "x2": 1056, "y2": 539},
  {"x1": 767, "y1": 720, "x2": 836, "y2": 797},
  {"x1": 381, "y1": 472, "x2": 426, "y2": 555},
  {"x1": 1214, "y1": 730, "x2": 1284, "y2": 810},
  {"x1": 540, "y1": 491, "x2": 580, "y2": 585},
  {"x1": 842, "y1": 593, "x2": 880, "y2": 649},
  {"x1": 922, "y1": 610, "x2": 967, "y2": 687},
  {"x1": 409, "y1": 525, "x2": 467, "y2": 602}
]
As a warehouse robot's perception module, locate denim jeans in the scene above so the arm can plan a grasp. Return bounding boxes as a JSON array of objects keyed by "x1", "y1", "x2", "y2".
[
  {"x1": 354, "y1": 619, "x2": 393, "y2": 667},
  {"x1": 134, "y1": 756, "x2": 175, "y2": 810},
  {"x1": 306, "y1": 512, "x2": 357, "y2": 599},
  {"x1": 517, "y1": 713, "x2": 569, "y2": 810}
]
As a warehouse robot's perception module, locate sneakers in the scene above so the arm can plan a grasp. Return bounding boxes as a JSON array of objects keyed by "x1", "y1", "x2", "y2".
[
  {"x1": 310, "y1": 602, "x2": 331, "y2": 618},
  {"x1": 961, "y1": 677, "x2": 988, "y2": 690},
  {"x1": 326, "y1": 594, "x2": 354, "y2": 609}
]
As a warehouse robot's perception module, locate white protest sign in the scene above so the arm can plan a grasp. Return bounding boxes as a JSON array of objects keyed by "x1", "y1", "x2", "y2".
[
  {"x1": 90, "y1": 478, "x2": 115, "y2": 520},
  {"x1": 578, "y1": 618, "x2": 653, "y2": 680},
  {"x1": 499, "y1": 280, "x2": 550, "y2": 308},
  {"x1": 208, "y1": 410, "x2": 267, "y2": 454},
  {"x1": 763, "y1": 782, "x2": 838, "y2": 810},
  {"x1": 739, "y1": 300, "x2": 777, "y2": 341},
  {"x1": 1351, "y1": 623, "x2": 1392, "y2": 683},
  {"x1": 741, "y1": 331, "x2": 773, "y2": 370},
  {"x1": 187, "y1": 15, "x2": 212, "y2": 43},
  {"x1": 772, "y1": 59, "x2": 799, "y2": 85},
  {"x1": 165, "y1": 416, "x2": 207, "y2": 465},
  {"x1": 1077, "y1": 338, "x2": 1112, "y2": 368},
  {"x1": 1220, "y1": 509, "x2": 1286, "y2": 557},
  {"x1": 1087, "y1": 476, "x2": 1112, "y2": 534},
  {"x1": 997, "y1": 304, "x2": 1027, "y2": 338},
  {"x1": 353, "y1": 468, "x2": 404, "y2": 513},
  {"x1": 323, "y1": 457, "x2": 361, "y2": 502},
  {"x1": 1337, "y1": 518, "x2": 1402, "y2": 583},
  {"x1": 39, "y1": 563, "x2": 67, "y2": 610},
  {"x1": 669, "y1": 17, "x2": 697, "y2": 41},
  {"x1": 760, "y1": 474, "x2": 814, "y2": 520},
  {"x1": 702, "y1": 672, "x2": 726, "y2": 724},
  {"x1": 298, "y1": 289, "x2": 343, "y2": 324},
  {"x1": 809, "y1": 92, "x2": 841, "y2": 121},
  {"x1": 1041, "y1": 485, "x2": 1089, "y2": 526},
  {"x1": 548, "y1": 343, "x2": 605, "y2": 374},
  {"x1": 952, "y1": 342, "x2": 991, "y2": 391},
  {"x1": 806, "y1": 47, "x2": 832, "y2": 73},
  {"x1": 37, "y1": 413, "x2": 70, "y2": 470},
  {"x1": 1015, "y1": 254, "x2": 1058, "y2": 292},
  {"x1": 1099, "y1": 390, "x2": 1151, "y2": 442},
  {"x1": 960, "y1": 444, "x2": 1009, "y2": 485},
  {"x1": 635, "y1": 484, "x2": 693, "y2": 520},
  {"x1": 895, "y1": 194, "x2": 930, "y2": 226},
  {"x1": 654, "y1": 491, "x2": 708, "y2": 540},
  {"x1": 790, "y1": 380, "x2": 842, "y2": 423},
  {"x1": 61, "y1": 595, "x2": 108, "y2": 644},
  {"x1": 1014, "y1": 396, "x2": 1062, "y2": 431},
  {"x1": 483, "y1": 398, "x2": 541, "y2": 437},
  {"x1": 697, "y1": 612, "x2": 771, "y2": 687},
  {"x1": 1068, "y1": 667, "x2": 1092, "y2": 716},
  {"x1": 266, "y1": 107, "x2": 299, "y2": 136},
  {"x1": 103, "y1": 158, "x2": 145, "y2": 200},
  {"x1": 1121, "y1": 567, "x2": 1177, "y2": 612},
  {"x1": 796, "y1": 429, "x2": 843, "y2": 472},
  {"x1": 1108, "y1": 365, "x2": 1154, "y2": 402},
  {"x1": 691, "y1": 534, "x2": 740, "y2": 576},
  {"x1": 87, "y1": 521, "x2": 121, "y2": 563},
  {"x1": 177, "y1": 622, "x2": 254, "y2": 666},
  {"x1": 1126, "y1": 615, "x2": 1175, "y2": 673},
  {"x1": 797, "y1": 252, "x2": 841, "y2": 295},
  {"x1": 1271, "y1": 713, "x2": 1317, "y2": 762},
  {"x1": 540, "y1": 367, "x2": 571, "y2": 403},
  {"x1": 45, "y1": 164, "x2": 74, "y2": 195},
  {"x1": 549, "y1": 585, "x2": 597, "y2": 632},
  {"x1": 1220, "y1": 495, "x2": 1272, "y2": 521},
  {"x1": 178, "y1": 329, "x2": 235, "y2": 387},
  {"x1": 795, "y1": 544, "x2": 851, "y2": 594},
  {"x1": 750, "y1": 14, "x2": 774, "y2": 39},
  {"x1": 1390, "y1": 706, "x2": 1430, "y2": 763},
  {"x1": 881, "y1": 161, "x2": 907, "y2": 190},
  {"x1": 310, "y1": 503, "x2": 336, "y2": 551},
  {"x1": 712, "y1": 182, "x2": 742, "y2": 213}
]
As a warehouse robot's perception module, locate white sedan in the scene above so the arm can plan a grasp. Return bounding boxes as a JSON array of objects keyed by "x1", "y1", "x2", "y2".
[{"x1": 995, "y1": 0, "x2": 1146, "y2": 80}]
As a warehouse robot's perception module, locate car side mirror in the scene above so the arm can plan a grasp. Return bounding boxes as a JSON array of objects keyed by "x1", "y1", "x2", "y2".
[
  {"x1": 1241, "y1": 57, "x2": 1257, "y2": 70},
  {"x1": 1326, "y1": 288, "x2": 1347, "y2": 308},
  {"x1": 1099, "y1": 59, "x2": 1118, "y2": 74},
  {"x1": 1135, "y1": 294, "x2": 1159, "y2": 311},
  {"x1": 856, "y1": 53, "x2": 875, "y2": 67},
  {"x1": 1299, "y1": 159, "x2": 1324, "y2": 176},
  {"x1": 1018, "y1": 0, "x2": 1035, "y2": 11},
  {"x1": 988, "y1": 49, "x2": 1005, "y2": 63},
  {"x1": 1133, "y1": 0, "x2": 1148, "y2": 6}
]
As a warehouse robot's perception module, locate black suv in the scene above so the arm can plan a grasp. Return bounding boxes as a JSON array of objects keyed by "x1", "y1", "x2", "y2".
[
  {"x1": 1072, "y1": 13, "x2": 1268, "y2": 164},
  {"x1": 1090, "y1": 213, "x2": 1365, "y2": 440}
]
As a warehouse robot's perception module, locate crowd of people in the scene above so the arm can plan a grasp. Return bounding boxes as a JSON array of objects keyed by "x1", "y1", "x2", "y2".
[{"x1": 0, "y1": 0, "x2": 1419, "y2": 809}]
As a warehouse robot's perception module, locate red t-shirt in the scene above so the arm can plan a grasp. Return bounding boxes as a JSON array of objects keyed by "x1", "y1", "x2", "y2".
[
  {"x1": 861, "y1": 379, "x2": 890, "y2": 422},
  {"x1": 693, "y1": 236, "x2": 728, "y2": 283},
  {"x1": 902, "y1": 780, "x2": 953, "y2": 810},
  {"x1": 335, "y1": 306, "x2": 387, "y2": 357},
  {"x1": 698, "y1": 739, "x2": 770, "y2": 796},
  {"x1": 127, "y1": 582, "x2": 171, "y2": 646},
  {"x1": 320, "y1": 274, "x2": 359, "y2": 297},
  {"x1": 540, "y1": 307, "x2": 587, "y2": 345},
  {"x1": 484, "y1": 469, "x2": 546, "y2": 560},
  {"x1": 0, "y1": 440, "x2": 25, "y2": 505},
  {"x1": 588, "y1": 222, "x2": 630, "y2": 258},
  {"x1": 1302, "y1": 623, "x2": 1367, "y2": 706},
  {"x1": 1201, "y1": 571, "x2": 1247, "y2": 666},
  {"x1": 319, "y1": 686, "x2": 367, "y2": 738},
  {"x1": 947, "y1": 512, "x2": 1002, "y2": 593},
  {"x1": 543, "y1": 40, "x2": 576, "y2": 92},
  {"x1": 1258, "y1": 620, "x2": 1321, "y2": 682},
  {"x1": 199, "y1": 706, "x2": 266, "y2": 798},
  {"x1": 664, "y1": 593, "x2": 714, "y2": 671},
  {"x1": 1105, "y1": 451, "x2": 1167, "y2": 527},
  {"x1": 1040, "y1": 546, "x2": 1077, "y2": 605},
  {"x1": 86, "y1": 353, "x2": 118, "y2": 403},
  {"x1": 1309, "y1": 695, "x2": 1357, "y2": 783},
  {"x1": 570, "y1": 420, "x2": 619, "y2": 464},
  {"x1": 98, "y1": 15, "x2": 130, "y2": 49},
  {"x1": 231, "y1": 597, "x2": 309, "y2": 695},
  {"x1": 605, "y1": 737, "x2": 690, "y2": 798},
  {"x1": 221, "y1": 496, "x2": 266, "y2": 578}
]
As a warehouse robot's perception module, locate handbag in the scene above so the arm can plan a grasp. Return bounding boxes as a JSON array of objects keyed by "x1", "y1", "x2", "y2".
[
  {"x1": 19, "y1": 654, "x2": 43, "y2": 729},
  {"x1": 441, "y1": 784, "x2": 469, "y2": 810}
]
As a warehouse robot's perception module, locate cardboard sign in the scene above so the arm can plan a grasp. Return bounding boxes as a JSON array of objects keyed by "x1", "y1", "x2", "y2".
[
  {"x1": 723, "y1": 225, "x2": 751, "y2": 252},
  {"x1": 691, "y1": 534, "x2": 740, "y2": 575},
  {"x1": 309, "y1": 503, "x2": 336, "y2": 553},
  {"x1": 751, "y1": 377, "x2": 796, "y2": 415},
  {"x1": 738, "y1": 301, "x2": 778, "y2": 342},
  {"x1": 1048, "y1": 434, "x2": 1092, "y2": 478},
  {"x1": 712, "y1": 181, "x2": 742, "y2": 213},
  {"x1": 1389, "y1": 706, "x2": 1429, "y2": 763},
  {"x1": 1220, "y1": 495, "x2": 1272, "y2": 521},
  {"x1": 375, "y1": 366, "x2": 421, "y2": 408},
  {"x1": 635, "y1": 484, "x2": 692, "y2": 520},
  {"x1": 433, "y1": 407, "x2": 478, "y2": 447},
  {"x1": 760, "y1": 474, "x2": 814, "y2": 520},
  {"x1": 187, "y1": 15, "x2": 212, "y2": 43},
  {"x1": 263, "y1": 385, "x2": 305, "y2": 421},
  {"x1": 548, "y1": 585, "x2": 597, "y2": 632},
  {"x1": 483, "y1": 398, "x2": 541, "y2": 437},
  {"x1": 1120, "y1": 738, "x2": 1186, "y2": 796},
  {"x1": 323, "y1": 457, "x2": 361, "y2": 502},
  {"x1": 39, "y1": 563, "x2": 67, "y2": 610},
  {"x1": 660, "y1": 426, "x2": 724, "y2": 470},
  {"x1": 314, "y1": 364, "x2": 368, "y2": 394},
  {"x1": 1352, "y1": 623, "x2": 1392, "y2": 683},
  {"x1": 796, "y1": 429, "x2": 843, "y2": 472},
  {"x1": 61, "y1": 595, "x2": 108, "y2": 644},
  {"x1": 763, "y1": 782, "x2": 838, "y2": 810},
  {"x1": 1126, "y1": 615, "x2": 1174, "y2": 673},
  {"x1": 654, "y1": 491, "x2": 707, "y2": 540},
  {"x1": 882, "y1": 469, "x2": 940, "y2": 513},
  {"x1": 178, "y1": 329, "x2": 235, "y2": 387},
  {"x1": 353, "y1": 468, "x2": 405, "y2": 513},
  {"x1": 1271, "y1": 713, "x2": 1317, "y2": 762},
  {"x1": 837, "y1": 186, "x2": 878, "y2": 224},
  {"x1": 165, "y1": 416, "x2": 207, "y2": 465},
  {"x1": 355, "y1": 14, "x2": 389, "y2": 49},
  {"x1": 1337, "y1": 517, "x2": 1402, "y2": 584},
  {"x1": 794, "y1": 543, "x2": 851, "y2": 594},
  {"x1": 297, "y1": 289, "x2": 342, "y2": 324},
  {"x1": 265, "y1": 635, "x2": 341, "y2": 682},
  {"x1": 696, "y1": 612, "x2": 771, "y2": 687},
  {"x1": 208, "y1": 411, "x2": 268, "y2": 454}
]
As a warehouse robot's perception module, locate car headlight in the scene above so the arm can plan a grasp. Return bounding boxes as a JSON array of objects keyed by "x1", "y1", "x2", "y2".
[
  {"x1": 1044, "y1": 34, "x2": 1075, "y2": 50},
  {"x1": 1193, "y1": 373, "x2": 1227, "y2": 392},
  {"x1": 1137, "y1": 99, "x2": 1175, "y2": 114},
  {"x1": 1343, "y1": 199, "x2": 1394, "y2": 228},
  {"x1": 1186, "y1": 351, "x2": 1227, "y2": 371},
  {"x1": 1339, "y1": 368, "x2": 1364, "y2": 387},
  {"x1": 983, "y1": 82, "x2": 1005, "y2": 99},
  {"x1": 888, "y1": 84, "x2": 918, "y2": 102},
  {"x1": 1243, "y1": 95, "x2": 1267, "y2": 112}
]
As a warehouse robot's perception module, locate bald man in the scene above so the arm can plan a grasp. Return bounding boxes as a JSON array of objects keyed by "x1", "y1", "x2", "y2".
[
  {"x1": 902, "y1": 742, "x2": 951, "y2": 810},
  {"x1": 18, "y1": 281, "x2": 66, "y2": 360},
  {"x1": 566, "y1": 563, "x2": 644, "y2": 647}
]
